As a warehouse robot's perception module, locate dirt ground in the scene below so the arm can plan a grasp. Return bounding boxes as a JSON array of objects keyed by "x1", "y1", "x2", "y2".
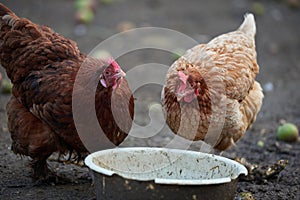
[{"x1": 0, "y1": 0, "x2": 300, "y2": 199}]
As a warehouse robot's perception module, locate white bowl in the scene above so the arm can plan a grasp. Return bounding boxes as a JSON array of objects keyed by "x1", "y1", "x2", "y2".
[{"x1": 85, "y1": 147, "x2": 247, "y2": 200}]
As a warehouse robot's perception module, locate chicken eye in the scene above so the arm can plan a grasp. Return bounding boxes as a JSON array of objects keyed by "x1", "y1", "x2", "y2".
[{"x1": 105, "y1": 71, "x2": 111, "y2": 75}]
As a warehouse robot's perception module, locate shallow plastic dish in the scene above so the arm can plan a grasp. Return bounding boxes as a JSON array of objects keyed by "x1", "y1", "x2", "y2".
[{"x1": 85, "y1": 147, "x2": 247, "y2": 200}]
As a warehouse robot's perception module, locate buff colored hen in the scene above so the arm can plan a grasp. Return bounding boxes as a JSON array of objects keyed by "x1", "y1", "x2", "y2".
[{"x1": 163, "y1": 14, "x2": 263, "y2": 151}]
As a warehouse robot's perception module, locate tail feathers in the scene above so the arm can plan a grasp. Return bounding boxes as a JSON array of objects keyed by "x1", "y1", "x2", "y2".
[
  {"x1": 0, "y1": 3, "x2": 18, "y2": 27},
  {"x1": 238, "y1": 13, "x2": 256, "y2": 37},
  {"x1": 0, "y1": 3, "x2": 13, "y2": 17},
  {"x1": 0, "y1": 3, "x2": 42, "y2": 39}
]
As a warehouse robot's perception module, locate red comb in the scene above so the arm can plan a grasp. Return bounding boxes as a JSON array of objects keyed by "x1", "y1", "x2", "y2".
[
  {"x1": 178, "y1": 71, "x2": 188, "y2": 83},
  {"x1": 107, "y1": 57, "x2": 120, "y2": 70}
]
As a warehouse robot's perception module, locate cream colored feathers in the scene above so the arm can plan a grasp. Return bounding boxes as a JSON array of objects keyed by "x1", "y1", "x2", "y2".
[{"x1": 163, "y1": 14, "x2": 263, "y2": 151}]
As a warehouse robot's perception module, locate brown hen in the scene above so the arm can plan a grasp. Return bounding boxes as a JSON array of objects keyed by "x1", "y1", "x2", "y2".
[
  {"x1": 0, "y1": 3, "x2": 134, "y2": 180},
  {"x1": 163, "y1": 14, "x2": 263, "y2": 151}
]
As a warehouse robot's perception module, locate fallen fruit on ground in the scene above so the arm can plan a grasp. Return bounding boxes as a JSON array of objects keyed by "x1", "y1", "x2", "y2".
[{"x1": 277, "y1": 123, "x2": 299, "y2": 142}]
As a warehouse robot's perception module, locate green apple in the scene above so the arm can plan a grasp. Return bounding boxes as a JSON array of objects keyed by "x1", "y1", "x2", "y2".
[
  {"x1": 75, "y1": 0, "x2": 90, "y2": 10},
  {"x1": 76, "y1": 8, "x2": 94, "y2": 24},
  {"x1": 277, "y1": 123, "x2": 299, "y2": 142},
  {"x1": 172, "y1": 48, "x2": 186, "y2": 61},
  {"x1": 101, "y1": 0, "x2": 114, "y2": 5},
  {"x1": 252, "y1": 2, "x2": 265, "y2": 16},
  {"x1": 1, "y1": 79, "x2": 13, "y2": 94}
]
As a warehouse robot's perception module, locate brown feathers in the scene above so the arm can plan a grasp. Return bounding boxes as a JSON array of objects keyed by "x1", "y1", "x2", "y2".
[
  {"x1": 163, "y1": 14, "x2": 263, "y2": 151},
  {"x1": 0, "y1": 3, "x2": 134, "y2": 179}
]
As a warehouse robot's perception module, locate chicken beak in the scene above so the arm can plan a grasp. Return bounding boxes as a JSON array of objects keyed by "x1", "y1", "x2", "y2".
[
  {"x1": 176, "y1": 93, "x2": 184, "y2": 102},
  {"x1": 115, "y1": 69, "x2": 126, "y2": 79},
  {"x1": 120, "y1": 69, "x2": 126, "y2": 77}
]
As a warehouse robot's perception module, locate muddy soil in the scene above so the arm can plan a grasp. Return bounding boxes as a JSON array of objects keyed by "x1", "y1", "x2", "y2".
[{"x1": 0, "y1": 0, "x2": 299, "y2": 199}]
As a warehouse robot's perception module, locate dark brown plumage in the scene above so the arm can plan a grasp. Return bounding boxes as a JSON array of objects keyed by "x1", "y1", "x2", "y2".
[{"x1": 0, "y1": 3, "x2": 134, "y2": 180}]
